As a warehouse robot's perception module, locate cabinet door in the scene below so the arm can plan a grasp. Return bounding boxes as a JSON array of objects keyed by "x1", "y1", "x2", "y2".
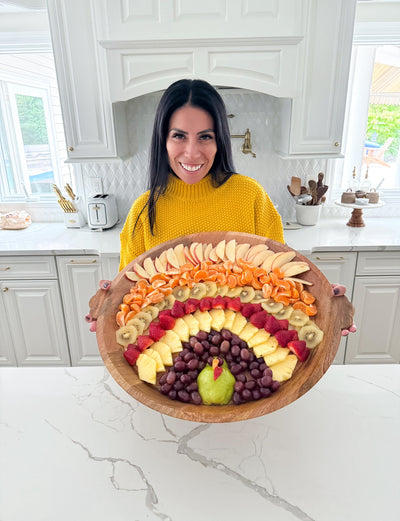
[
  {"x1": 0, "y1": 280, "x2": 70, "y2": 366},
  {"x1": 345, "y1": 276, "x2": 400, "y2": 364},
  {"x1": 0, "y1": 292, "x2": 16, "y2": 366},
  {"x1": 57, "y1": 256, "x2": 104, "y2": 366},
  {"x1": 47, "y1": 0, "x2": 127, "y2": 160},
  {"x1": 278, "y1": 0, "x2": 357, "y2": 156},
  {"x1": 307, "y1": 252, "x2": 357, "y2": 364}
]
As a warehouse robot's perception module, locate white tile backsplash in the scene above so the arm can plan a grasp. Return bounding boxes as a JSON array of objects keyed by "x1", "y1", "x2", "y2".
[{"x1": 77, "y1": 89, "x2": 329, "y2": 224}]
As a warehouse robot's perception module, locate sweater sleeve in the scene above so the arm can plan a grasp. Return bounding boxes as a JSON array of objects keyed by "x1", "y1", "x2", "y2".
[
  {"x1": 253, "y1": 182, "x2": 285, "y2": 244},
  {"x1": 119, "y1": 194, "x2": 148, "y2": 271}
]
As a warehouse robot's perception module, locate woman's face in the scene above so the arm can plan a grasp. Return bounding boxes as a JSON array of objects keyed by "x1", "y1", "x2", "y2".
[{"x1": 166, "y1": 105, "x2": 217, "y2": 185}]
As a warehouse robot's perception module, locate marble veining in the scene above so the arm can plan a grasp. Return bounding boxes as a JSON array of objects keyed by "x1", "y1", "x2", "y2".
[{"x1": 1, "y1": 365, "x2": 399, "y2": 521}]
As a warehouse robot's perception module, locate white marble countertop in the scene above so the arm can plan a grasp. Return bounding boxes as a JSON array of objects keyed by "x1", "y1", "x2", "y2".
[
  {"x1": 0, "y1": 217, "x2": 399, "y2": 257},
  {"x1": 0, "y1": 364, "x2": 399, "y2": 521}
]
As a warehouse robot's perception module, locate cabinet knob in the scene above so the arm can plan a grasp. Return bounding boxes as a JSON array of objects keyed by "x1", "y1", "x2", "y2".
[
  {"x1": 68, "y1": 146, "x2": 74, "y2": 152},
  {"x1": 2, "y1": 287, "x2": 8, "y2": 292},
  {"x1": 334, "y1": 142, "x2": 340, "y2": 147}
]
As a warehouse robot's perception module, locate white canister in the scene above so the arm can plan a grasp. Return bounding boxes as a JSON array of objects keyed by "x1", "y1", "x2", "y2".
[{"x1": 295, "y1": 204, "x2": 321, "y2": 226}]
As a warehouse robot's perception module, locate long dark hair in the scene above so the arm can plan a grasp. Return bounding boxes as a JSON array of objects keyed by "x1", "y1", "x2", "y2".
[{"x1": 142, "y1": 79, "x2": 236, "y2": 234}]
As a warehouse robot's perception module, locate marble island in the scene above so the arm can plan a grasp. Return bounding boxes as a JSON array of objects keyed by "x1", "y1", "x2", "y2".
[
  {"x1": 1, "y1": 364, "x2": 399, "y2": 521},
  {"x1": 0, "y1": 216, "x2": 400, "y2": 256}
]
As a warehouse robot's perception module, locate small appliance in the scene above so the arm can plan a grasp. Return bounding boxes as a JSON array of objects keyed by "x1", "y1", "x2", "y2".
[{"x1": 87, "y1": 194, "x2": 118, "y2": 230}]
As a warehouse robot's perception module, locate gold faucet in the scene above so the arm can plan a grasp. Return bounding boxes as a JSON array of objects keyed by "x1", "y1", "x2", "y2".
[{"x1": 230, "y1": 128, "x2": 256, "y2": 158}]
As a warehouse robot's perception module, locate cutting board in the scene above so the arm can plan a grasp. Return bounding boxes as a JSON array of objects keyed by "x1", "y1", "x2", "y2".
[{"x1": 92, "y1": 231, "x2": 354, "y2": 423}]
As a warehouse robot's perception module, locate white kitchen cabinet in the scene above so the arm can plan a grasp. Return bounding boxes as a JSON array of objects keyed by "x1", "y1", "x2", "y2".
[
  {"x1": 345, "y1": 252, "x2": 400, "y2": 364},
  {"x1": 56, "y1": 256, "x2": 105, "y2": 365},
  {"x1": 0, "y1": 255, "x2": 70, "y2": 366},
  {"x1": 46, "y1": 0, "x2": 128, "y2": 161},
  {"x1": 307, "y1": 252, "x2": 357, "y2": 364}
]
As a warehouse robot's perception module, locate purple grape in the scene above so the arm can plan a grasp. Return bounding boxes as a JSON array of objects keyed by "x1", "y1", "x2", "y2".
[
  {"x1": 231, "y1": 345, "x2": 240, "y2": 357},
  {"x1": 245, "y1": 380, "x2": 256, "y2": 390},
  {"x1": 196, "y1": 330, "x2": 208, "y2": 341},
  {"x1": 240, "y1": 348, "x2": 251, "y2": 361},
  {"x1": 194, "y1": 342, "x2": 204, "y2": 355},
  {"x1": 260, "y1": 375, "x2": 272, "y2": 387},
  {"x1": 174, "y1": 360, "x2": 186, "y2": 372},
  {"x1": 234, "y1": 381, "x2": 245, "y2": 393},
  {"x1": 270, "y1": 381, "x2": 281, "y2": 392},
  {"x1": 220, "y1": 340, "x2": 230, "y2": 354},
  {"x1": 242, "y1": 389, "x2": 252, "y2": 401},
  {"x1": 260, "y1": 387, "x2": 271, "y2": 398},
  {"x1": 191, "y1": 391, "x2": 202, "y2": 405},
  {"x1": 178, "y1": 390, "x2": 190, "y2": 402},
  {"x1": 221, "y1": 329, "x2": 232, "y2": 341},
  {"x1": 166, "y1": 371, "x2": 176, "y2": 385},
  {"x1": 168, "y1": 389, "x2": 177, "y2": 400},
  {"x1": 230, "y1": 363, "x2": 242, "y2": 375}
]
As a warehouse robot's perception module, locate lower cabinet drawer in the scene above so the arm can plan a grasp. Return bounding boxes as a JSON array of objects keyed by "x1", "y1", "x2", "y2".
[
  {"x1": 356, "y1": 252, "x2": 400, "y2": 276},
  {"x1": 0, "y1": 256, "x2": 57, "y2": 279}
]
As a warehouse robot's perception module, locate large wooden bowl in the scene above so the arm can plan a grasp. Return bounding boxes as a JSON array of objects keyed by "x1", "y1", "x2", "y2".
[{"x1": 94, "y1": 232, "x2": 354, "y2": 423}]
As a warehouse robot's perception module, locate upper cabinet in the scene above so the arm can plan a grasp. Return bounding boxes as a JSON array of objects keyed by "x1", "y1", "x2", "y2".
[{"x1": 47, "y1": 0, "x2": 356, "y2": 160}]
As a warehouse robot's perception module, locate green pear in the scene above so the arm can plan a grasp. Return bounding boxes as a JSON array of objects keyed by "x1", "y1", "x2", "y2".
[{"x1": 197, "y1": 360, "x2": 235, "y2": 405}]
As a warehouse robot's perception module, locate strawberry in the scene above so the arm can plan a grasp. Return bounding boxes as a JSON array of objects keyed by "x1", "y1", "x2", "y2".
[
  {"x1": 212, "y1": 295, "x2": 226, "y2": 309},
  {"x1": 136, "y1": 335, "x2": 154, "y2": 352},
  {"x1": 171, "y1": 300, "x2": 185, "y2": 318},
  {"x1": 264, "y1": 315, "x2": 283, "y2": 335},
  {"x1": 149, "y1": 322, "x2": 166, "y2": 341},
  {"x1": 241, "y1": 302, "x2": 262, "y2": 318},
  {"x1": 288, "y1": 340, "x2": 310, "y2": 362},
  {"x1": 123, "y1": 346, "x2": 141, "y2": 365},
  {"x1": 213, "y1": 366, "x2": 223, "y2": 380},
  {"x1": 184, "y1": 298, "x2": 200, "y2": 314},
  {"x1": 159, "y1": 309, "x2": 172, "y2": 318},
  {"x1": 249, "y1": 310, "x2": 268, "y2": 329},
  {"x1": 158, "y1": 314, "x2": 176, "y2": 330},
  {"x1": 225, "y1": 296, "x2": 241, "y2": 312},
  {"x1": 278, "y1": 319, "x2": 289, "y2": 330},
  {"x1": 274, "y1": 329, "x2": 298, "y2": 347},
  {"x1": 199, "y1": 297, "x2": 213, "y2": 311}
]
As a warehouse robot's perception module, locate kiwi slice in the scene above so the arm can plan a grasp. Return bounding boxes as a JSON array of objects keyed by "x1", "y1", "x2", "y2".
[
  {"x1": 226, "y1": 286, "x2": 242, "y2": 298},
  {"x1": 288, "y1": 309, "x2": 309, "y2": 328},
  {"x1": 142, "y1": 305, "x2": 159, "y2": 320},
  {"x1": 190, "y1": 282, "x2": 207, "y2": 300},
  {"x1": 204, "y1": 281, "x2": 218, "y2": 297},
  {"x1": 115, "y1": 325, "x2": 138, "y2": 347},
  {"x1": 216, "y1": 285, "x2": 229, "y2": 297},
  {"x1": 239, "y1": 286, "x2": 256, "y2": 303},
  {"x1": 126, "y1": 317, "x2": 145, "y2": 335},
  {"x1": 172, "y1": 286, "x2": 190, "y2": 301},
  {"x1": 133, "y1": 311, "x2": 153, "y2": 330},
  {"x1": 261, "y1": 298, "x2": 283, "y2": 313},
  {"x1": 272, "y1": 305, "x2": 294, "y2": 320},
  {"x1": 251, "y1": 290, "x2": 267, "y2": 303},
  {"x1": 298, "y1": 323, "x2": 324, "y2": 348}
]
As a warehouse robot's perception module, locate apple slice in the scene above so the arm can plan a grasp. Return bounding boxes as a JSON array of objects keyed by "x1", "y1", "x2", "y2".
[
  {"x1": 155, "y1": 251, "x2": 168, "y2": 273},
  {"x1": 184, "y1": 245, "x2": 196, "y2": 265},
  {"x1": 203, "y1": 243, "x2": 213, "y2": 261},
  {"x1": 246, "y1": 244, "x2": 269, "y2": 262},
  {"x1": 133, "y1": 262, "x2": 151, "y2": 280},
  {"x1": 143, "y1": 257, "x2": 157, "y2": 278},
  {"x1": 225, "y1": 239, "x2": 236, "y2": 263},
  {"x1": 125, "y1": 271, "x2": 141, "y2": 282},
  {"x1": 215, "y1": 240, "x2": 226, "y2": 261},
  {"x1": 189, "y1": 243, "x2": 200, "y2": 264},
  {"x1": 208, "y1": 247, "x2": 219, "y2": 263},
  {"x1": 260, "y1": 253, "x2": 277, "y2": 273},
  {"x1": 271, "y1": 251, "x2": 297, "y2": 270},
  {"x1": 174, "y1": 243, "x2": 187, "y2": 267},
  {"x1": 166, "y1": 247, "x2": 180, "y2": 269},
  {"x1": 281, "y1": 262, "x2": 310, "y2": 277},
  {"x1": 251, "y1": 249, "x2": 274, "y2": 267},
  {"x1": 285, "y1": 276, "x2": 313, "y2": 286},
  {"x1": 194, "y1": 242, "x2": 204, "y2": 263},
  {"x1": 235, "y1": 243, "x2": 250, "y2": 262}
]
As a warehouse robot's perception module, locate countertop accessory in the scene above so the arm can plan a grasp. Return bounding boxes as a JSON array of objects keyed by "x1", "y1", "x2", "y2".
[
  {"x1": 53, "y1": 184, "x2": 76, "y2": 213},
  {"x1": 0, "y1": 210, "x2": 31, "y2": 229},
  {"x1": 87, "y1": 194, "x2": 118, "y2": 230},
  {"x1": 287, "y1": 173, "x2": 328, "y2": 206},
  {"x1": 341, "y1": 189, "x2": 356, "y2": 204},
  {"x1": 366, "y1": 189, "x2": 379, "y2": 203},
  {"x1": 63, "y1": 211, "x2": 86, "y2": 228},
  {"x1": 64, "y1": 183, "x2": 76, "y2": 200},
  {"x1": 335, "y1": 200, "x2": 385, "y2": 227},
  {"x1": 90, "y1": 231, "x2": 354, "y2": 423},
  {"x1": 295, "y1": 202, "x2": 321, "y2": 225}
]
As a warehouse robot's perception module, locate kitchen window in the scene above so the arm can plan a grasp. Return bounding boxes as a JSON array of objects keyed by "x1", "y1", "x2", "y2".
[{"x1": 0, "y1": 52, "x2": 71, "y2": 202}]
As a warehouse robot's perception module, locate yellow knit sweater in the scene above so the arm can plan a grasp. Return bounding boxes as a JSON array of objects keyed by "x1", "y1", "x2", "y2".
[{"x1": 119, "y1": 173, "x2": 284, "y2": 270}]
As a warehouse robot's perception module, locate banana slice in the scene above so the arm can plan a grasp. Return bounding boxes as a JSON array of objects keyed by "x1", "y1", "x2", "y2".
[
  {"x1": 239, "y1": 286, "x2": 256, "y2": 303},
  {"x1": 134, "y1": 311, "x2": 153, "y2": 330},
  {"x1": 116, "y1": 325, "x2": 138, "y2": 347},
  {"x1": 261, "y1": 298, "x2": 284, "y2": 314},
  {"x1": 288, "y1": 309, "x2": 309, "y2": 328},
  {"x1": 204, "y1": 281, "x2": 218, "y2": 297},
  {"x1": 142, "y1": 305, "x2": 159, "y2": 320},
  {"x1": 190, "y1": 282, "x2": 207, "y2": 299},
  {"x1": 226, "y1": 286, "x2": 242, "y2": 298},
  {"x1": 251, "y1": 290, "x2": 267, "y2": 303},
  {"x1": 126, "y1": 317, "x2": 146, "y2": 336},
  {"x1": 172, "y1": 286, "x2": 190, "y2": 301},
  {"x1": 298, "y1": 323, "x2": 324, "y2": 348},
  {"x1": 272, "y1": 305, "x2": 294, "y2": 320}
]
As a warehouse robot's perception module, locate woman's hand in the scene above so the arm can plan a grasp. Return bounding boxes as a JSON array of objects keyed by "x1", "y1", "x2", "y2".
[{"x1": 331, "y1": 283, "x2": 357, "y2": 336}]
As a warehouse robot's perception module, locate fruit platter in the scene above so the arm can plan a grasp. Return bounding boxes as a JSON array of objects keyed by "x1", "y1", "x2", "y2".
[{"x1": 90, "y1": 231, "x2": 354, "y2": 423}]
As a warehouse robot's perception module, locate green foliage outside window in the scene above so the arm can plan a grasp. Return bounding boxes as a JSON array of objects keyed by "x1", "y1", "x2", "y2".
[
  {"x1": 366, "y1": 104, "x2": 400, "y2": 162},
  {"x1": 15, "y1": 94, "x2": 48, "y2": 145}
]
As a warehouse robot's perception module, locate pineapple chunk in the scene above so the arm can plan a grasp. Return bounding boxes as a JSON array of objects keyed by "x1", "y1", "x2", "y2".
[
  {"x1": 137, "y1": 353, "x2": 157, "y2": 384},
  {"x1": 160, "y1": 329, "x2": 182, "y2": 353},
  {"x1": 145, "y1": 348, "x2": 165, "y2": 372},
  {"x1": 247, "y1": 329, "x2": 270, "y2": 348},
  {"x1": 263, "y1": 347, "x2": 290, "y2": 367},
  {"x1": 252, "y1": 336, "x2": 279, "y2": 358},
  {"x1": 230, "y1": 312, "x2": 247, "y2": 335},
  {"x1": 151, "y1": 341, "x2": 173, "y2": 366},
  {"x1": 172, "y1": 317, "x2": 190, "y2": 342},
  {"x1": 222, "y1": 309, "x2": 236, "y2": 330},
  {"x1": 182, "y1": 314, "x2": 200, "y2": 336},
  {"x1": 238, "y1": 322, "x2": 259, "y2": 342},
  {"x1": 193, "y1": 310, "x2": 212, "y2": 333},
  {"x1": 270, "y1": 354, "x2": 298, "y2": 382},
  {"x1": 208, "y1": 309, "x2": 226, "y2": 331}
]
